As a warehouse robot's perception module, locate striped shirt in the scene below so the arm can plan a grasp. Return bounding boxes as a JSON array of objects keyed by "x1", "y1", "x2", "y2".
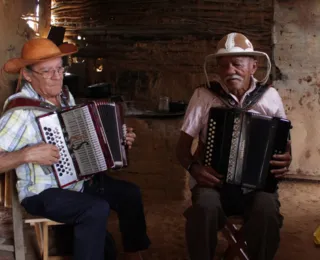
[{"x1": 0, "y1": 83, "x2": 84, "y2": 202}]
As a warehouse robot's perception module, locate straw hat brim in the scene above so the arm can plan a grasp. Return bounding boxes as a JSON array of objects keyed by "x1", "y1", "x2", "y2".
[
  {"x1": 204, "y1": 50, "x2": 272, "y2": 85},
  {"x1": 209, "y1": 50, "x2": 268, "y2": 59},
  {"x1": 4, "y1": 44, "x2": 78, "y2": 74}
]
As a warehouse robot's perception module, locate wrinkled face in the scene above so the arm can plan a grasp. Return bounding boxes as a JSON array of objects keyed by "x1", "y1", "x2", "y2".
[
  {"x1": 23, "y1": 57, "x2": 64, "y2": 99},
  {"x1": 216, "y1": 56, "x2": 257, "y2": 93}
]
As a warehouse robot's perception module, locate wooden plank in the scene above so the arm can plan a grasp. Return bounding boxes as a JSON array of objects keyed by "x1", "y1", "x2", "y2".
[
  {"x1": 4, "y1": 171, "x2": 12, "y2": 208},
  {"x1": 0, "y1": 244, "x2": 14, "y2": 252},
  {"x1": 11, "y1": 172, "x2": 26, "y2": 260},
  {"x1": 25, "y1": 218, "x2": 63, "y2": 225},
  {"x1": 39, "y1": 0, "x2": 52, "y2": 37},
  {"x1": 25, "y1": 218, "x2": 60, "y2": 224}
]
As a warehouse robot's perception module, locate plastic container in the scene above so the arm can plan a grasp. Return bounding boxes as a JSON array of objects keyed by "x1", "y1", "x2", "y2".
[
  {"x1": 313, "y1": 225, "x2": 320, "y2": 245},
  {"x1": 158, "y1": 96, "x2": 170, "y2": 112}
]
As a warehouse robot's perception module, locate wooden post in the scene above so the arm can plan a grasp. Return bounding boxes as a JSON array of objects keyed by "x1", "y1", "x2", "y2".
[
  {"x1": 39, "y1": 0, "x2": 52, "y2": 38},
  {"x1": 0, "y1": 174, "x2": 4, "y2": 203},
  {"x1": 11, "y1": 172, "x2": 26, "y2": 260},
  {"x1": 4, "y1": 171, "x2": 12, "y2": 208}
]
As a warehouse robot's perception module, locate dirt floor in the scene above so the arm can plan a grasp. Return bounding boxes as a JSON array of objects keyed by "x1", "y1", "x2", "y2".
[
  {"x1": 113, "y1": 181, "x2": 320, "y2": 260},
  {"x1": 0, "y1": 181, "x2": 320, "y2": 260}
]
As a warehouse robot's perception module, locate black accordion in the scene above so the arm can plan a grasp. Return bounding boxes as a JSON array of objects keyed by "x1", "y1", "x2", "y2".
[
  {"x1": 203, "y1": 107, "x2": 291, "y2": 191},
  {"x1": 36, "y1": 101, "x2": 127, "y2": 188}
]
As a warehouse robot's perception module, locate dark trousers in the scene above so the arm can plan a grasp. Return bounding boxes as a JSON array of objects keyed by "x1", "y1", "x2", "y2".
[
  {"x1": 184, "y1": 185, "x2": 283, "y2": 260},
  {"x1": 21, "y1": 174, "x2": 151, "y2": 260}
]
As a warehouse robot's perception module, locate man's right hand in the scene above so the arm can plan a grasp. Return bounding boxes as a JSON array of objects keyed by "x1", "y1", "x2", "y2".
[
  {"x1": 189, "y1": 163, "x2": 223, "y2": 187},
  {"x1": 23, "y1": 143, "x2": 60, "y2": 166}
]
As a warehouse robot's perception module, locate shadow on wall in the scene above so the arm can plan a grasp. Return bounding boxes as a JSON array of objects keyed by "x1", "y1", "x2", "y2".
[{"x1": 0, "y1": 77, "x2": 17, "y2": 112}]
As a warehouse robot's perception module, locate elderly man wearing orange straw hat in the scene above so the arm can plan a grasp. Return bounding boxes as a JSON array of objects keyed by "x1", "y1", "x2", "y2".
[
  {"x1": 0, "y1": 38, "x2": 150, "y2": 260},
  {"x1": 176, "y1": 32, "x2": 292, "y2": 260}
]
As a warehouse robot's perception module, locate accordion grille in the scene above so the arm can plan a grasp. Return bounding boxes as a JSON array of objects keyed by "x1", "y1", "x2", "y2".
[{"x1": 61, "y1": 106, "x2": 107, "y2": 175}]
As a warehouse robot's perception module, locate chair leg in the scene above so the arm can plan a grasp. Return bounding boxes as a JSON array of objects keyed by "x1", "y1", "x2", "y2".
[
  {"x1": 11, "y1": 174, "x2": 26, "y2": 260},
  {"x1": 222, "y1": 221, "x2": 249, "y2": 260},
  {"x1": 33, "y1": 223, "x2": 44, "y2": 257},
  {"x1": 43, "y1": 222, "x2": 49, "y2": 260}
]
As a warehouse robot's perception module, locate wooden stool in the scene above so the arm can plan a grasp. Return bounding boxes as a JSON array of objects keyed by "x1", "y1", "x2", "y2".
[
  {"x1": 221, "y1": 216, "x2": 249, "y2": 260},
  {"x1": 24, "y1": 218, "x2": 70, "y2": 260}
]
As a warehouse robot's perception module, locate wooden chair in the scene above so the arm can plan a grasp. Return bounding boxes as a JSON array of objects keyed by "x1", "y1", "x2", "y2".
[
  {"x1": 221, "y1": 216, "x2": 249, "y2": 260},
  {"x1": 24, "y1": 218, "x2": 70, "y2": 260},
  {"x1": 1, "y1": 171, "x2": 118, "y2": 260},
  {"x1": 0, "y1": 171, "x2": 26, "y2": 260},
  {"x1": 0, "y1": 171, "x2": 69, "y2": 260}
]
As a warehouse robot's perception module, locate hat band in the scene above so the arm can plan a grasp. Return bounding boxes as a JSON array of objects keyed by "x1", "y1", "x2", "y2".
[{"x1": 216, "y1": 47, "x2": 255, "y2": 54}]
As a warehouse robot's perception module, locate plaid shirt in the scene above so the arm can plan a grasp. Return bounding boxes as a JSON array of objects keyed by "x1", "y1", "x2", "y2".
[{"x1": 0, "y1": 83, "x2": 84, "y2": 202}]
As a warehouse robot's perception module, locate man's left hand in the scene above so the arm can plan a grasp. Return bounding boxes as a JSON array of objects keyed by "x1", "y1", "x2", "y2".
[
  {"x1": 269, "y1": 141, "x2": 292, "y2": 178},
  {"x1": 125, "y1": 127, "x2": 136, "y2": 149}
]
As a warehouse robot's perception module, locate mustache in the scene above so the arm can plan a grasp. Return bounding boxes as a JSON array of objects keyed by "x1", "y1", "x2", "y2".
[{"x1": 223, "y1": 74, "x2": 243, "y2": 83}]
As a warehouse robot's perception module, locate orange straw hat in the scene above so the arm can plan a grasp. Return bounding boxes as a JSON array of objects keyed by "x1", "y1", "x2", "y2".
[
  {"x1": 3, "y1": 38, "x2": 78, "y2": 74},
  {"x1": 204, "y1": 32, "x2": 271, "y2": 85}
]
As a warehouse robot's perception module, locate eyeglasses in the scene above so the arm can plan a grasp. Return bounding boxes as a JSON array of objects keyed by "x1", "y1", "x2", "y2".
[{"x1": 28, "y1": 66, "x2": 68, "y2": 79}]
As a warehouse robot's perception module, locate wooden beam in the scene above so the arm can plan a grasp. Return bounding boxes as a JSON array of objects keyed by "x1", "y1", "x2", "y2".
[{"x1": 39, "y1": 0, "x2": 52, "y2": 37}]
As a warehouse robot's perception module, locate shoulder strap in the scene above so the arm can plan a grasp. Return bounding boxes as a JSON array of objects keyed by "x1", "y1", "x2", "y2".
[
  {"x1": 60, "y1": 85, "x2": 71, "y2": 107},
  {"x1": 206, "y1": 81, "x2": 270, "y2": 110},
  {"x1": 206, "y1": 82, "x2": 238, "y2": 108},
  {"x1": 2, "y1": 85, "x2": 72, "y2": 116},
  {"x1": 2, "y1": 97, "x2": 56, "y2": 116},
  {"x1": 241, "y1": 82, "x2": 270, "y2": 110}
]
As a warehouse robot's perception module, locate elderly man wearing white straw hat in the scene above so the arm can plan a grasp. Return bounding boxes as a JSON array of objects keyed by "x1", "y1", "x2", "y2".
[
  {"x1": 0, "y1": 38, "x2": 150, "y2": 260},
  {"x1": 176, "y1": 32, "x2": 292, "y2": 260}
]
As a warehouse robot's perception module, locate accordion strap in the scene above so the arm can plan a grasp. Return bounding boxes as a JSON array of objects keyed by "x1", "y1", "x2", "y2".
[
  {"x1": 207, "y1": 81, "x2": 270, "y2": 110},
  {"x1": 2, "y1": 97, "x2": 56, "y2": 116},
  {"x1": 2, "y1": 85, "x2": 71, "y2": 116}
]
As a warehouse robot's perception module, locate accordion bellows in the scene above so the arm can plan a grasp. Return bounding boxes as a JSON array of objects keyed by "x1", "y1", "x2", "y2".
[
  {"x1": 36, "y1": 101, "x2": 127, "y2": 188},
  {"x1": 204, "y1": 107, "x2": 291, "y2": 190}
]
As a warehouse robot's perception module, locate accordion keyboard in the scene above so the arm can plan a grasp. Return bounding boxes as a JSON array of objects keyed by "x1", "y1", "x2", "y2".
[
  {"x1": 37, "y1": 113, "x2": 78, "y2": 187},
  {"x1": 61, "y1": 106, "x2": 107, "y2": 176}
]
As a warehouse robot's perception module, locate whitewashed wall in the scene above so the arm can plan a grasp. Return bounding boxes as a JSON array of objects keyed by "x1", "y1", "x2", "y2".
[
  {"x1": 274, "y1": 0, "x2": 320, "y2": 176},
  {"x1": 0, "y1": 0, "x2": 35, "y2": 110}
]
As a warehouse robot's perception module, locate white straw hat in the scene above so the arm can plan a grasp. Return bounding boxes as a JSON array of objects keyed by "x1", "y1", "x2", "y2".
[{"x1": 204, "y1": 32, "x2": 271, "y2": 85}]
